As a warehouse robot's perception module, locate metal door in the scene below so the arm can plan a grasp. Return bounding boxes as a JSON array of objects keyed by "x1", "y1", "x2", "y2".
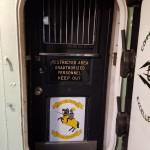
[{"x1": 25, "y1": 0, "x2": 114, "y2": 149}]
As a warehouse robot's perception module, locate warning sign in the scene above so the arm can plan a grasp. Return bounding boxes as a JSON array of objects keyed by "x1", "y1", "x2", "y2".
[
  {"x1": 46, "y1": 59, "x2": 90, "y2": 82},
  {"x1": 49, "y1": 97, "x2": 86, "y2": 141}
]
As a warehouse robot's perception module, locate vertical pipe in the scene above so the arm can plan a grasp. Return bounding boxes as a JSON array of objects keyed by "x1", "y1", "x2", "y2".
[
  {"x1": 54, "y1": 0, "x2": 56, "y2": 43},
  {"x1": 93, "y1": 0, "x2": 97, "y2": 44},
  {"x1": 82, "y1": 0, "x2": 85, "y2": 44},
  {"x1": 115, "y1": 7, "x2": 134, "y2": 150},
  {"x1": 120, "y1": 79, "x2": 127, "y2": 112},
  {"x1": 126, "y1": 7, "x2": 134, "y2": 51},
  {"x1": 121, "y1": 7, "x2": 134, "y2": 113},
  {"x1": 77, "y1": 0, "x2": 80, "y2": 44},
  {"x1": 71, "y1": 0, "x2": 74, "y2": 43},
  {"x1": 48, "y1": 0, "x2": 51, "y2": 43},
  {"x1": 66, "y1": 0, "x2": 68, "y2": 43},
  {"x1": 115, "y1": 137, "x2": 123, "y2": 150},
  {"x1": 88, "y1": 0, "x2": 91, "y2": 44},
  {"x1": 43, "y1": 0, "x2": 45, "y2": 42},
  {"x1": 60, "y1": 0, "x2": 62, "y2": 43}
]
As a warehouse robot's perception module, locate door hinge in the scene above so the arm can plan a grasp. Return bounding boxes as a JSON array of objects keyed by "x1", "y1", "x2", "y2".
[
  {"x1": 116, "y1": 112, "x2": 129, "y2": 137},
  {"x1": 116, "y1": 97, "x2": 129, "y2": 137},
  {"x1": 126, "y1": 0, "x2": 143, "y2": 7},
  {"x1": 120, "y1": 49, "x2": 136, "y2": 78}
]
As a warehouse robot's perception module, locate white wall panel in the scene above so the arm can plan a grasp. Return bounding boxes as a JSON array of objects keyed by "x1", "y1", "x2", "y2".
[
  {"x1": 0, "y1": 30, "x2": 8, "y2": 150},
  {"x1": 128, "y1": 0, "x2": 150, "y2": 149},
  {"x1": 0, "y1": 1, "x2": 23, "y2": 150}
]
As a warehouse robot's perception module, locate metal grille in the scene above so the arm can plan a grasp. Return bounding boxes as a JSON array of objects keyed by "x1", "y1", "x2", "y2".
[{"x1": 43, "y1": 0, "x2": 98, "y2": 46}]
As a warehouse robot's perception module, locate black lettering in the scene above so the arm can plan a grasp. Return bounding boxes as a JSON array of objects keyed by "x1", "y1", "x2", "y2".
[{"x1": 148, "y1": 116, "x2": 150, "y2": 122}]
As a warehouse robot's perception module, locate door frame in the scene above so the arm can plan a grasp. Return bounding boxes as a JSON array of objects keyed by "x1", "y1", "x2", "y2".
[
  {"x1": 17, "y1": 0, "x2": 30, "y2": 149},
  {"x1": 16, "y1": 0, "x2": 127, "y2": 150}
]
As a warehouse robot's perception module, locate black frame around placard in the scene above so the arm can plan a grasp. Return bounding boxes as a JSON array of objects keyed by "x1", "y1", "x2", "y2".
[{"x1": 45, "y1": 58, "x2": 91, "y2": 83}]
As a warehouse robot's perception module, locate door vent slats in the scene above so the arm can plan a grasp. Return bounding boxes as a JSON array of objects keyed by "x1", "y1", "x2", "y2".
[{"x1": 43, "y1": 0, "x2": 98, "y2": 46}]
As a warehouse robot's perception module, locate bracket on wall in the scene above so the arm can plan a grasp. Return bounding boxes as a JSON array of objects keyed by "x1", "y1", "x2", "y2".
[
  {"x1": 120, "y1": 49, "x2": 136, "y2": 78},
  {"x1": 116, "y1": 97, "x2": 129, "y2": 137},
  {"x1": 120, "y1": 30, "x2": 136, "y2": 78}
]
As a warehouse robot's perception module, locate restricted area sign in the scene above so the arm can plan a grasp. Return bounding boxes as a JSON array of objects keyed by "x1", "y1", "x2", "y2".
[
  {"x1": 49, "y1": 97, "x2": 86, "y2": 141},
  {"x1": 46, "y1": 59, "x2": 90, "y2": 82}
]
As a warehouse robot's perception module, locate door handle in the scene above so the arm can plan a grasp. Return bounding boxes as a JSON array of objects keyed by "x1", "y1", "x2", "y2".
[{"x1": 34, "y1": 86, "x2": 43, "y2": 96}]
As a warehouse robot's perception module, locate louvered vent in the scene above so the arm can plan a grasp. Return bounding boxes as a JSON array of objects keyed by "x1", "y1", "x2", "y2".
[{"x1": 43, "y1": 0, "x2": 99, "y2": 46}]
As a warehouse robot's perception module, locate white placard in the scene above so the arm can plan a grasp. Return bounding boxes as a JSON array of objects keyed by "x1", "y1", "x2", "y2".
[{"x1": 49, "y1": 97, "x2": 86, "y2": 141}]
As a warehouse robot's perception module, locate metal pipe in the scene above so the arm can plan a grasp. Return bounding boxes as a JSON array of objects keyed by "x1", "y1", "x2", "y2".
[
  {"x1": 54, "y1": 0, "x2": 57, "y2": 43},
  {"x1": 115, "y1": 6, "x2": 134, "y2": 150},
  {"x1": 126, "y1": 7, "x2": 134, "y2": 51},
  {"x1": 43, "y1": 0, "x2": 45, "y2": 42},
  {"x1": 48, "y1": 0, "x2": 51, "y2": 42},
  {"x1": 77, "y1": 0, "x2": 80, "y2": 44},
  {"x1": 66, "y1": 0, "x2": 68, "y2": 43},
  {"x1": 82, "y1": 0, "x2": 85, "y2": 44},
  {"x1": 60, "y1": 0, "x2": 62, "y2": 43},
  {"x1": 71, "y1": 0, "x2": 74, "y2": 43},
  {"x1": 93, "y1": 0, "x2": 97, "y2": 44},
  {"x1": 121, "y1": 7, "x2": 134, "y2": 113},
  {"x1": 88, "y1": 0, "x2": 91, "y2": 44}
]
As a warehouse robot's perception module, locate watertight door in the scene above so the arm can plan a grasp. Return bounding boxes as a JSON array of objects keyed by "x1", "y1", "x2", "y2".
[{"x1": 25, "y1": 0, "x2": 114, "y2": 150}]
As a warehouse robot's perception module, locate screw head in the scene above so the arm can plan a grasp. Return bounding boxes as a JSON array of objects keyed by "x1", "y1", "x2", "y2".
[{"x1": 35, "y1": 86, "x2": 43, "y2": 96}]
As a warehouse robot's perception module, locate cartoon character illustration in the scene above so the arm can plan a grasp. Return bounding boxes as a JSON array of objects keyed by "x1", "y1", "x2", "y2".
[{"x1": 57, "y1": 108, "x2": 79, "y2": 132}]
